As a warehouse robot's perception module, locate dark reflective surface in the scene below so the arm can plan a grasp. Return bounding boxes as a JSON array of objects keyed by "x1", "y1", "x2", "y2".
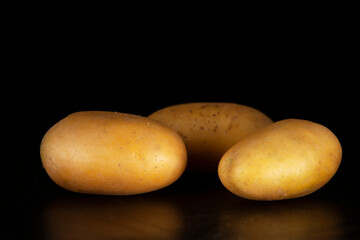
[
  {"x1": 41, "y1": 195, "x2": 183, "y2": 240},
  {"x1": 6, "y1": 172, "x2": 352, "y2": 240},
  {"x1": 217, "y1": 196, "x2": 343, "y2": 240}
]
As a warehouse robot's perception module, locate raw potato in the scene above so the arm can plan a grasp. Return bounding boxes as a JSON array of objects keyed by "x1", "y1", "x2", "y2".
[
  {"x1": 40, "y1": 111, "x2": 187, "y2": 195},
  {"x1": 148, "y1": 102, "x2": 273, "y2": 171},
  {"x1": 218, "y1": 119, "x2": 342, "y2": 201}
]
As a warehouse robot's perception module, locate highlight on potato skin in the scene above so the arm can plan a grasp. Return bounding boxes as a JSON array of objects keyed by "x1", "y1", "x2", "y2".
[
  {"x1": 218, "y1": 119, "x2": 342, "y2": 201},
  {"x1": 40, "y1": 111, "x2": 187, "y2": 195},
  {"x1": 148, "y1": 102, "x2": 273, "y2": 172}
]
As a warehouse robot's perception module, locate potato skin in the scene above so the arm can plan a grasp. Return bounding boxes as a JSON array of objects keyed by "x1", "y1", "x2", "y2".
[
  {"x1": 40, "y1": 111, "x2": 187, "y2": 195},
  {"x1": 218, "y1": 119, "x2": 342, "y2": 201},
  {"x1": 148, "y1": 102, "x2": 273, "y2": 171}
]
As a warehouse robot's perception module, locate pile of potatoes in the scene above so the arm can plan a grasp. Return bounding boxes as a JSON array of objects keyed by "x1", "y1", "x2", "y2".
[{"x1": 40, "y1": 102, "x2": 342, "y2": 200}]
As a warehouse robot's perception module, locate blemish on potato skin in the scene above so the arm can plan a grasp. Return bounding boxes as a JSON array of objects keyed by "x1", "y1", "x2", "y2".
[
  {"x1": 224, "y1": 123, "x2": 233, "y2": 133},
  {"x1": 213, "y1": 125, "x2": 218, "y2": 132},
  {"x1": 177, "y1": 131, "x2": 187, "y2": 140}
]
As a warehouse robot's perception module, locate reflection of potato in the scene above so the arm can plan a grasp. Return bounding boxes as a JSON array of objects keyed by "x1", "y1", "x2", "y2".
[
  {"x1": 40, "y1": 111, "x2": 187, "y2": 195},
  {"x1": 219, "y1": 119, "x2": 342, "y2": 200},
  {"x1": 41, "y1": 195, "x2": 182, "y2": 240},
  {"x1": 149, "y1": 102, "x2": 272, "y2": 171},
  {"x1": 219, "y1": 198, "x2": 341, "y2": 240}
]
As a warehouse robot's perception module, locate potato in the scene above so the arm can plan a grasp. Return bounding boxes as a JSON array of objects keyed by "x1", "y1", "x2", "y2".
[
  {"x1": 148, "y1": 102, "x2": 273, "y2": 171},
  {"x1": 218, "y1": 119, "x2": 342, "y2": 201},
  {"x1": 40, "y1": 111, "x2": 187, "y2": 195}
]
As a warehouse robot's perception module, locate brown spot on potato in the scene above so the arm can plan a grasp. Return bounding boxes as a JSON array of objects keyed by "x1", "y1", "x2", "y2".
[
  {"x1": 177, "y1": 131, "x2": 187, "y2": 140},
  {"x1": 213, "y1": 125, "x2": 218, "y2": 132}
]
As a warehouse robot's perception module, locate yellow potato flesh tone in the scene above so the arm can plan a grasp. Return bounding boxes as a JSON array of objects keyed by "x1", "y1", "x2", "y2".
[{"x1": 218, "y1": 119, "x2": 342, "y2": 200}]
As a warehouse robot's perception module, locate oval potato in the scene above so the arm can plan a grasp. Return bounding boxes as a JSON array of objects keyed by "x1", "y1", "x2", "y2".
[
  {"x1": 40, "y1": 111, "x2": 187, "y2": 195},
  {"x1": 218, "y1": 119, "x2": 342, "y2": 201},
  {"x1": 148, "y1": 102, "x2": 273, "y2": 171}
]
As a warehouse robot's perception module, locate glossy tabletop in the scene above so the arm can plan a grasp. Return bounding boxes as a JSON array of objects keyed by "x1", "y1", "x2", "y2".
[{"x1": 4, "y1": 167, "x2": 360, "y2": 240}]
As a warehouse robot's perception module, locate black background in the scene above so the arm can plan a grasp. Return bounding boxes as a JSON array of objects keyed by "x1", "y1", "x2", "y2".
[{"x1": 3, "y1": 9, "x2": 360, "y2": 239}]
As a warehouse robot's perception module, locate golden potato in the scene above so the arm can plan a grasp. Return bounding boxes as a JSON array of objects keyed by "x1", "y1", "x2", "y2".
[
  {"x1": 40, "y1": 111, "x2": 187, "y2": 195},
  {"x1": 218, "y1": 119, "x2": 342, "y2": 201},
  {"x1": 148, "y1": 102, "x2": 273, "y2": 171}
]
